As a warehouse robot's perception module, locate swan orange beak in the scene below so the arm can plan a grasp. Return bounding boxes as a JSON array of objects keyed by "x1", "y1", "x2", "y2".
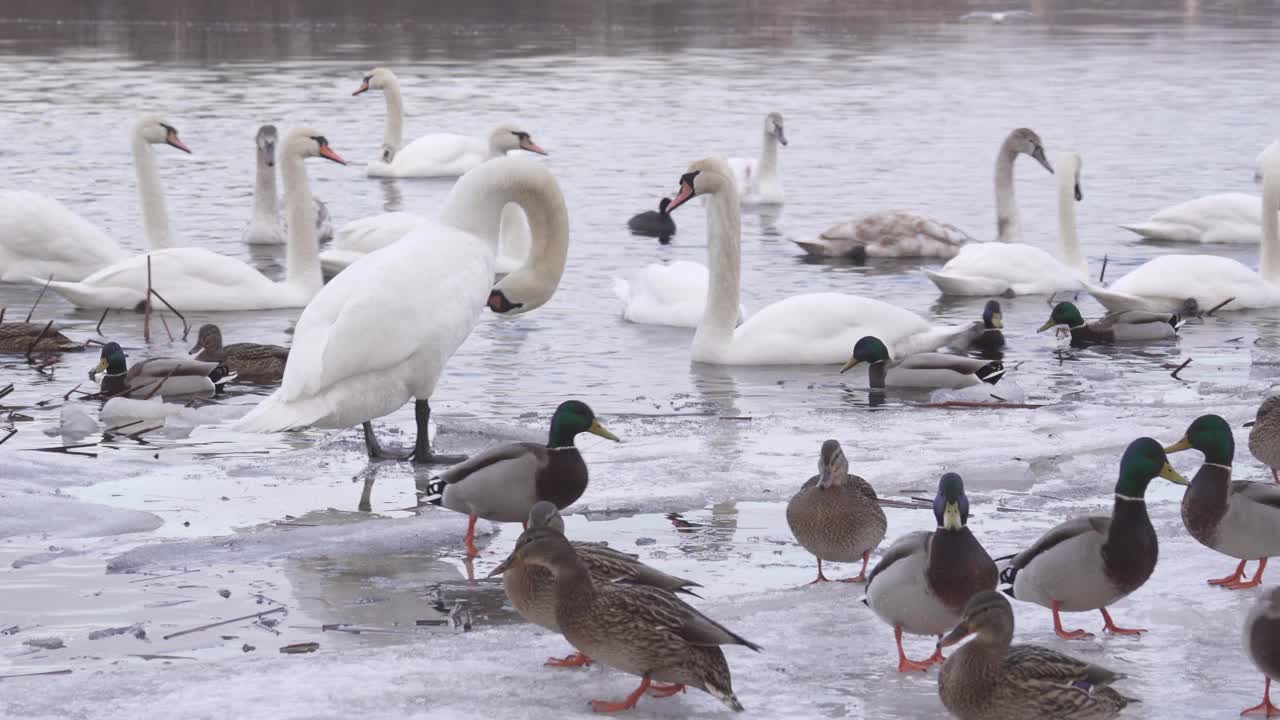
[
  {"x1": 353, "y1": 79, "x2": 370, "y2": 96},
  {"x1": 165, "y1": 130, "x2": 191, "y2": 154},
  {"x1": 666, "y1": 180, "x2": 696, "y2": 213},
  {"x1": 519, "y1": 137, "x2": 547, "y2": 155},
  {"x1": 318, "y1": 145, "x2": 347, "y2": 165}
]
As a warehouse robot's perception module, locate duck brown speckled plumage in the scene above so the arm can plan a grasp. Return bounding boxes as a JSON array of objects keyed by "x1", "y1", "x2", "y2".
[
  {"x1": 0, "y1": 321, "x2": 80, "y2": 353},
  {"x1": 493, "y1": 524, "x2": 760, "y2": 713},
  {"x1": 938, "y1": 591, "x2": 1138, "y2": 720},
  {"x1": 1247, "y1": 396, "x2": 1280, "y2": 484},
  {"x1": 1243, "y1": 587, "x2": 1280, "y2": 716},
  {"x1": 190, "y1": 323, "x2": 290, "y2": 384},
  {"x1": 786, "y1": 439, "x2": 887, "y2": 583}
]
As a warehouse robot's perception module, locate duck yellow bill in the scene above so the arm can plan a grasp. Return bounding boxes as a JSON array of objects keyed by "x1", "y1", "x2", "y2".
[
  {"x1": 487, "y1": 556, "x2": 513, "y2": 578},
  {"x1": 839, "y1": 358, "x2": 861, "y2": 374},
  {"x1": 1037, "y1": 319, "x2": 1056, "y2": 333},
  {"x1": 1159, "y1": 462, "x2": 1189, "y2": 485},
  {"x1": 589, "y1": 420, "x2": 620, "y2": 442},
  {"x1": 942, "y1": 501, "x2": 963, "y2": 530},
  {"x1": 1164, "y1": 436, "x2": 1192, "y2": 454},
  {"x1": 990, "y1": 312, "x2": 1004, "y2": 329},
  {"x1": 938, "y1": 622, "x2": 971, "y2": 648}
]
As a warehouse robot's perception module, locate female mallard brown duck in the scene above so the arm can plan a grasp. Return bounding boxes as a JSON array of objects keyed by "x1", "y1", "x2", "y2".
[
  {"x1": 865, "y1": 472, "x2": 998, "y2": 672},
  {"x1": 493, "y1": 523, "x2": 760, "y2": 712},
  {"x1": 840, "y1": 336, "x2": 1005, "y2": 390},
  {"x1": 1245, "y1": 396, "x2": 1280, "y2": 484},
  {"x1": 422, "y1": 400, "x2": 618, "y2": 557},
  {"x1": 0, "y1": 320, "x2": 80, "y2": 353},
  {"x1": 786, "y1": 439, "x2": 887, "y2": 583},
  {"x1": 1243, "y1": 587, "x2": 1280, "y2": 717},
  {"x1": 90, "y1": 341, "x2": 233, "y2": 399},
  {"x1": 490, "y1": 501, "x2": 701, "y2": 668},
  {"x1": 189, "y1": 323, "x2": 290, "y2": 384},
  {"x1": 1038, "y1": 301, "x2": 1181, "y2": 347},
  {"x1": 937, "y1": 591, "x2": 1139, "y2": 720},
  {"x1": 1165, "y1": 414, "x2": 1280, "y2": 589},
  {"x1": 1000, "y1": 438, "x2": 1187, "y2": 638}
]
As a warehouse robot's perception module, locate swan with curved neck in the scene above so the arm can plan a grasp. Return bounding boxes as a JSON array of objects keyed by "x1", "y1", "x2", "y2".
[
  {"x1": 236, "y1": 156, "x2": 570, "y2": 464},
  {"x1": 992, "y1": 127, "x2": 1053, "y2": 243},
  {"x1": 727, "y1": 112, "x2": 787, "y2": 205},
  {"x1": 663, "y1": 157, "x2": 973, "y2": 365},
  {"x1": 243, "y1": 125, "x2": 333, "y2": 245},
  {"x1": 41, "y1": 129, "x2": 343, "y2": 311},
  {"x1": 0, "y1": 115, "x2": 189, "y2": 282},
  {"x1": 354, "y1": 67, "x2": 546, "y2": 178},
  {"x1": 1087, "y1": 145, "x2": 1280, "y2": 313},
  {"x1": 924, "y1": 151, "x2": 1087, "y2": 296}
]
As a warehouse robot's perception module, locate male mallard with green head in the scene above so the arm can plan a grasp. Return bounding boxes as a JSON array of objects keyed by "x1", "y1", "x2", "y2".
[
  {"x1": 1243, "y1": 587, "x2": 1280, "y2": 717},
  {"x1": 865, "y1": 472, "x2": 998, "y2": 672},
  {"x1": 1038, "y1": 301, "x2": 1181, "y2": 347},
  {"x1": 840, "y1": 336, "x2": 1005, "y2": 390},
  {"x1": 90, "y1": 341, "x2": 232, "y2": 399},
  {"x1": 938, "y1": 591, "x2": 1138, "y2": 720},
  {"x1": 494, "y1": 524, "x2": 760, "y2": 712},
  {"x1": 951, "y1": 300, "x2": 1005, "y2": 355},
  {"x1": 786, "y1": 439, "x2": 887, "y2": 583},
  {"x1": 189, "y1": 323, "x2": 290, "y2": 384},
  {"x1": 1000, "y1": 438, "x2": 1187, "y2": 638},
  {"x1": 422, "y1": 400, "x2": 618, "y2": 558},
  {"x1": 1165, "y1": 414, "x2": 1280, "y2": 589},
  {"x1": 489, "y1": 501, "x2": 701, "y2": 668},
  {"x1": 1245, "y1": 396, "x2": 1280, "y2": 485}
]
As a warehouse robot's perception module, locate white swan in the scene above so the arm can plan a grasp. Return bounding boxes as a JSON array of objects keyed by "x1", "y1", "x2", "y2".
[
  {"x1": 611, "y1": 260, "x2": 746, "y2": 329},
  {"x1": 793, "y1": 127, "x2": 1051, "y2": 259},
  {"x1": 727, "y1": 112, "x2": 787, "y2": 205},
  {"x1": 235, "y1": 156, "x2": 569, "y2": 462},
  {"x1": 40, "y1": 129, "x2": 344, "y2": 311},
  {"x1": 0, "y1": 116, "x2": 189, "y2": 282},
  {"x1": 925, "y1": 151, "x2": 1087, "y2": 296},
  {"x1": 1086, "y1": 145, "x2": 1280, "y2": 313},
  {"x1": 355, "y1": 67, "x2": 546, "y2": 178},
  {"x1": 663, "y1": 157, "x2": 973, "y2": 365},
  {"x1": 243, "y1": 125, "x2": 334, "y2": 245}
]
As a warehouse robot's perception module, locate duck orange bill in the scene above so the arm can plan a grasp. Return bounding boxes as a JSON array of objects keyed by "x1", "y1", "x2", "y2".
[
  {"x1": 352, "y1": 80, "x2": 369, "y2": 96},
  {"x1": 166, "y1": 132, "x2": 191, "y2": 154},
  {"x1": 519, "y1": 137, "x2": 547, "y2": 155},
  {"x1": 665, "y1": 180, "x2": 696, "y2": 212},
  {"x1": 938, "y1": 622, "x2": 972, "y2": 648},
  {"x1": 319, "y1": 145, "x2": 347, "y2": 165}
]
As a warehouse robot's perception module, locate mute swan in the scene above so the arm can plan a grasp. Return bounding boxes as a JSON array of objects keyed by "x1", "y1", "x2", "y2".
[
  {"x1": 663, "y1": 157, "x2": 974, "y2": 365},
  {"x1": 793, "y1": 127, "x2": 1052, "y2": 259},
  {"x1": 355, "y1": 67, "x2": 546, "y2": 178},
  {"x1": 1086, "y1": 146, "x2": 1280, "y2": 313},
  {"x1": 243, "y1": 125, "x2": 334, "y2": 245},
  {"x1": 611, "y1": 260, "x2": 746, "y2": 329},
  {"x1": 925, "y1": 151, "x2": 1087, "y2": 296},
  {"x1": 234, "y1": 156, "x2": 569, "y2": 463},
  {"x1": 0, "y1": 116, "x2": 190, "y2": 282},
  {"x1": 40, "y1": 129, "x2": 344, "y2": 311},
  {"x1": 727, "y1": 112, "x2": 787, "y2": 205},
  {"x1": 626, "y1": 197, "x2": 676, "y2": 240}
]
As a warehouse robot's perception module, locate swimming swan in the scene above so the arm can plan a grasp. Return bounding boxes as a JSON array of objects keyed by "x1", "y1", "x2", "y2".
[
  {"x1": 727, "y1": 112, "x2": 787, "y2": 205},
  {"x1": 243, "y1": 125, "x2": 334, "y2": 245}
]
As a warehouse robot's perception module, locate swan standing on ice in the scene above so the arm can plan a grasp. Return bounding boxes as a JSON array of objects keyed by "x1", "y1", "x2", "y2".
[
  {"x1": 0, "y1": 116, "x2": 190, "y2": 282},
  {"x1": 40, "y1": 129, "x2": 345, "y2": 311},
  {"x1": 235, "y1": 156, "x2": 570, "y2": 463},
  {"x1": 728, "y1": 112, "x2": 787, "y2": 205},
  {"x1": 793, "y1": 128, "x2": 1052, "y2": 259},
  {"x1": 1086, "y1": 145, "x2": 1280, "y2": 313},
  {"x1": 243, "y1": 125, "x2": 334, "y2": 245},
  {"x1": 662, "y1": 157, "x2": 974, "y2": 365},
  {"x1": 354, "y1": 67, "x2": 546, "y2": 178},
  {"x1": 925, "y1": 151, "x2": 1088, "y2": 296}
]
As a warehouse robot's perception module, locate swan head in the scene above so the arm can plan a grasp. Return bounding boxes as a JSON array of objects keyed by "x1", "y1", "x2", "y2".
[
  {"x1": 839, "y1": 336, "x2": 891, "y2": 373},
  {"x1": 1039, "y1": 302, "x2": 1084, "y2": 332},
  {"x1": 1056, "y1": 151, "x2": 1083, "y2": 201},
  {"x1": 190, "y1": 324, "x2": 224, "y2": 355},
  {"x1": 256, "y1": 125, "x2": 278, "y2": 168},
  {"x1": 664, "y1": 157, "x2": 737, "y2": 212},
  {"x1": 136, "y1": 116, "x2": 191, "y2": 154},
  {"x1": 766, "y1": 112, "x2": 787, "y2": 146},
  {"x1": 353, "y1": 67, "x2": 395, "y2": 96},
  {"x1": 282, "y1": 128, "x2": 347, "y2": 165},
  {"x1": 489, "y1": 124, "x2": 547, "y2": 156},
  {"x1": 1007, "y1": 128, "x2": 1051, "y2": 173},
  {"x1": 982, "y1": 300, "x2": 1003, "y2": 329}
]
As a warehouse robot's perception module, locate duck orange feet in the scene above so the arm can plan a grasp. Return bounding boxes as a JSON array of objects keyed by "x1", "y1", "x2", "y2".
[
  {"x1": 1209, "y1": 559, "x2": 1249, "y2": 586},
  {"x1": 1052, "y1": 601, "x2": 1093, "y2": 640},
  {"x1": 1100, "y1": 607, "x2": 1146, "y2": 635},
  {"x1": 546, "y1": 652, "x2": 592, "y2": 668},
  {"x1": 894, "y1": 626, "x2": 935, "y2": 673},
  {"x1": 590, "y1": 677, "x2": 651, "y2": 713},
  {"x1": 1242, "y1": 677, "x2": 1279, "y2": 717}
]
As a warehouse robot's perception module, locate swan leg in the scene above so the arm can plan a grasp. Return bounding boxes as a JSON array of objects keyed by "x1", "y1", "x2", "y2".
[
  {"x1": 363, "y1": 421, "x2": 412, "y2": 461},
  {"x1": 411, "y1": 399, "x2": 468, "y2": 465}
]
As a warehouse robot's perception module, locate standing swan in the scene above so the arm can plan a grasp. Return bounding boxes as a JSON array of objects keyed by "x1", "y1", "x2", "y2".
[
  {"x1": 354, "y1": 67, "x2": 546, "y2": 178},
  {"x1": 234, "y1": 156, "x2": 569, "y2": 463},
  {"x1": 1086, "y1": 144, "x2": 1280, "y2": 313},
  {"x1": 925, "y1": 151, "x2": 1087, "y2": 296},
  {"x1": 243, "y1": 125, "x2": 334, "y2": 245},
  {"x1": 663, "y1": 158, "x2": 974, "y2": 365},
  {"x1": 0, "y1": 116, "x2": 190, "y2": 282},
  {"x1": 40, "y1": 129, "x2": 344, "y2": 311},
  {"x1": 727, "y1": 112, "x2": 787, "y2": 205}
]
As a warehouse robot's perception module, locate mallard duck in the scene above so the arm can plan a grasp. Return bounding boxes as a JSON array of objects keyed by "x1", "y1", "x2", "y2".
[
  {"x1": 1245, "y1": 396, "x2": 1280, "y2": 484},
  {"x1": 490, "y1": 501, "x2": 701, "y2": 668},
  {"x1": 189, "y1": 323, "x2": 290, "y2": 384},
  {"x1": 786, "y1": 439, "x2": 887, "y2": 583},
  {"x1": 950, "y1": 300, "x2": 1005, "y2": 355},
  {"x1": 938, "y1": 591, "x2": 1139, "y2": 719},
  {"x1": 0, "y1": 321, "x2": 80, "y2": 353},
  {"x1": 1165, "y1": 414, "x2": 1280, "y2": 589},
  {"x1": 627, "y1": 197, "x2": 676, "y2": 241},
  {"x1": 1038, "y1": 301, "x2": 1182, "y2": 346},
  {"x1": 1243, "y1": 587, "x2": 1280, "y2": 717},
  {"x1": 422, "y1": 400, "x2": 618, "y2": 557},
  {"x1": 493, "y1": 524, "x2": 760, "y2": 712},
  {"x1": 840, "y1": 336, "x2": 1005, "y2": 390},
  {"x1": 865, "y1": 472, "x2": 998, "y2": 672},
  {"x1": 90, "y1": 341, "x2": 233, "y2": 399},
  {"x1": 1000, "y1": 438, "x2": 1187, "y2": 638}
]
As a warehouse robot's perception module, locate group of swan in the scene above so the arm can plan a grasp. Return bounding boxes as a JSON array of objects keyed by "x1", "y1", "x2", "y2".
[{"x1": 243, "y1": 124, "x2": 334, "y2": 245}]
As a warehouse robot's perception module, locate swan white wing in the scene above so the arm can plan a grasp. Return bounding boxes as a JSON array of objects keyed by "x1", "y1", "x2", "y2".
[
  {"x1": 925, "y1": 243, "x2": 1084, "y2": 296},
  {"x1": 372, "y1": 133, "x2": 489, "y2": 178},
  {"x1": 0, "y1": 191, "x2": 127, "y2": 282},
  {"x1": 1090, "y1": 254, "x2": 1280, "y2": 312},
  {"x1": 614, "y1": 260, "x2": 749, "y2": 329},
  {"x1": 726, "y1": 157, "x2": 755, "y2": 196},
  {"x1": 332, "y1": 211, "x2": 421, "y2": 254},
  {"x1": 1120, "y1": 193, "x2": 1261, "y2": 244}
]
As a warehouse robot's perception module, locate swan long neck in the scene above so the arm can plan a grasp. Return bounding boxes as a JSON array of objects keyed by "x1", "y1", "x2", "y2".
[
  {"x1": 252, "y1": 152, "x2": 278, "y2": 222},
  {"x1": 279, "y1": 153, "x2": 322, "y2": 293},
  {"x1": 1056, "y1": 171, "x2": 1085, "y2": 273},
  {"x1": 381, "y1": 76, "x2": 405, "y2": 160},
  {"x1": 132, "y1": 132, "x2": 172, "y2": 250},
  {"x1": 693, "y1": 181, "x2": 743, "y2": 357},
  {"x1": 757, "y1": 129, "x2": 779, "y2": 179},
  {"x1": 1262, "y1": 158, "x2": 1280, "y2": 282},
  {"x1": 993, "y1": 138, "x2": 1020, "y2": 243}
]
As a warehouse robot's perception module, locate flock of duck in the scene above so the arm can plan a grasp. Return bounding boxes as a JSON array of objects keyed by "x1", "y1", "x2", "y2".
[{"x1": 3, "y1": 65, "x2": 1280, "y2": 717}]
